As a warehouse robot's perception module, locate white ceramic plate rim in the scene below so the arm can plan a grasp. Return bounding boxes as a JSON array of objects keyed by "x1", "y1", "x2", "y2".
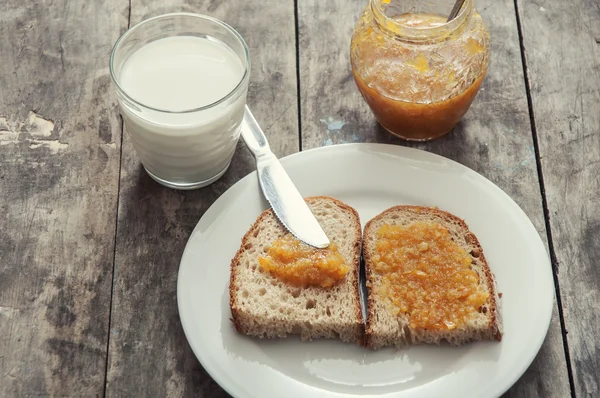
[{"x1": 177, "y1": 143, "x2": 554, "y2": 398}]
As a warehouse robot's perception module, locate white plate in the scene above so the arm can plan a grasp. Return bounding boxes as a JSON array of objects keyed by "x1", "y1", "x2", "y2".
[{"x1": 177, "y1": 143, "x2": 554, "y2": 398}]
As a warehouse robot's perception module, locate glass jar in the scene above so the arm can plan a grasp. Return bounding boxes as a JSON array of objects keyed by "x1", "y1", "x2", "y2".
[{"x1": 350, "y1": 0, "x2": 490, "y2": 141}]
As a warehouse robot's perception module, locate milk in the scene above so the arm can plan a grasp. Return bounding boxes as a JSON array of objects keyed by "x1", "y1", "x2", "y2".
[{"x1": 116, "y1": 35, "x2": 248, "y2": 188}]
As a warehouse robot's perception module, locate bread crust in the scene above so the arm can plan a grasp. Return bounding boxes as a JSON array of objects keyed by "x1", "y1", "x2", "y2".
[
  {"x1": 363, "y1": 205, "x2": 502, "y2": 348},
  {"x1": 229, "y1": 195, "x2": 364, "y2": 344},
  {"x1": 229, "y1": 207, "x2": 272, "y2": 334}
]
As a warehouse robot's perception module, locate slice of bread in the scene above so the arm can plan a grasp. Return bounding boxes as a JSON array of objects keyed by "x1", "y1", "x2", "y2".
[
  {"x1": 229, "y1": 196, "x2": 364, "y2": 344},
  {"x1": 363, "y1": 205, "x2": 502, "y2": 349}
]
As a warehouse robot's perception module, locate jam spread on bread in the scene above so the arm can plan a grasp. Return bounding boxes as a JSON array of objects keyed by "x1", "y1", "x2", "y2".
[
  {"x1": 258, "y1": 234, "x2": 349, "y2": 288},
  {"x1": 372, "y1": 222, "x2": 489, "y2": 330}
]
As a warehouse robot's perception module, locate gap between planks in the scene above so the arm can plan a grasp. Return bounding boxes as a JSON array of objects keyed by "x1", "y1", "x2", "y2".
[
  {"x1": 294, "y1": 0, "x2": 303, "y2": 151},
  {"x1": 102, "y1": 1, "x2": 132, "y2": 396},
  {"x1": 513, "y1": 0, "x2": 576, "y2": 397}
]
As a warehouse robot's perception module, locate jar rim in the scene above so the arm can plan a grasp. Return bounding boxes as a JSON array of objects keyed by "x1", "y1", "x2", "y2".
[{"x1": 370, "y1": 0, "x2": 473, "y2": 42}]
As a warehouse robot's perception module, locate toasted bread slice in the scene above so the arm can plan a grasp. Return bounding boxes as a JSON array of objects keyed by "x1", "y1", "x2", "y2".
[
  {"x1": 363, "y1": 205, "x2": 502, "y2": 349},
  {"x1": 229, "y1": 196, "x2": 364, "y2": 344}
]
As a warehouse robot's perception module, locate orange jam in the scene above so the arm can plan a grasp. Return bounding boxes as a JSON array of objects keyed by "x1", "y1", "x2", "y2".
[
  {"x1": 258, "y1": 234, "x2": 349, "y2": 288},
  {"x1": 372, "y1": 222, "x2": 489, "y2": 330},
  {"x1": 350, "y1": 6, "x2": 490, "y2": 141},
  {"x1": 353, "y1": 68, "x2": 485, "y2": 141}
]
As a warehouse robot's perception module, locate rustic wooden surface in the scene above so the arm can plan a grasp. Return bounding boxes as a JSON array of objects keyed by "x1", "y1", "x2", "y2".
[
  {"x1": 296, "y1": 0, "x2": 570, "y2": 396},
  {"x1": 517, "y1": 0, "x2": 600, "y2": 396},
  {"x1": 0, "y1": 0, "x2": 595, "y2": 396},
  {"x1": 0, "y1": 0, "x2": 127, "y2": 396}
]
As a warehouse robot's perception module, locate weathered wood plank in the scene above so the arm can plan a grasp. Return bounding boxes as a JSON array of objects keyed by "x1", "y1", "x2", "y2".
[
  {"x1": 0, "y1": 0, "x2": 128, "y2": 396},
  {"x1": 297, "y1": 0, "x2": 571, "y2": 396},
  {"x1": 518, "y1": 0, "x2": 600, "y2": 396},
  {"x1": 105, "y1": 1, "x2": 298, "y2": 396}
]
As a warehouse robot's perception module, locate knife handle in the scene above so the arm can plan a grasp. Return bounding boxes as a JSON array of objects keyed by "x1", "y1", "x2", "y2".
[{"x1": 241, "y1": 105, "x2": 271, "y2": 158}]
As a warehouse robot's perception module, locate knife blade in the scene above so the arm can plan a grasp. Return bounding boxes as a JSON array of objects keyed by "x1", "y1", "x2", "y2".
[{"x1": 240, "y1": 105, "x2": 330, "y2": 249}]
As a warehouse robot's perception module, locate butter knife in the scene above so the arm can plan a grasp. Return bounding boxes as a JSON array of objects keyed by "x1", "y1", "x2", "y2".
[{"x1": 240, "y1": 105, "x2": 330, "y2": 249}]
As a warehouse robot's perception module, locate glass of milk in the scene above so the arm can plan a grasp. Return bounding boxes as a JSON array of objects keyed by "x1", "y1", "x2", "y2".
[{"x1": 109, "y1": 13, "x2": 250, "y2": 189}]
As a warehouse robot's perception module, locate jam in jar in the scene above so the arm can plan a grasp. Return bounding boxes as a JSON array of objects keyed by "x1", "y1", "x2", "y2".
[{"x1": 350, "y1": 0, "x2": 490, "y2": 141}]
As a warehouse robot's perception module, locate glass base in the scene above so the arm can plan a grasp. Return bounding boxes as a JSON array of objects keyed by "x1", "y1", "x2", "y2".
[
  {"x1": 144, "y1": 162, "x2": 231, "y2": 190},
  {"x1": 380, "y1": 123, "x2": 453, "y2": 142}
]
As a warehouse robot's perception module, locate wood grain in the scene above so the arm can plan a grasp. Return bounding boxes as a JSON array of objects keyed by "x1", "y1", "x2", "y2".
[
  {"x1": 297, "y1": 0, "x2": 571, "y2": 396},
  {"x1": 0, "y1": 0, "x2": 128, "y2": 396},
  {"x1": 104, "y1": 1, "x2": 299, "y2": 396},
  {"x1": 518, "y1": 0, "x2": 600, "y2": 396}
]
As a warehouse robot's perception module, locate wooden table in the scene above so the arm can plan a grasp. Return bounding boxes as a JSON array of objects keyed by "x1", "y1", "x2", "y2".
[{"x1": 1, "y1": 0, "x2": 597, "y2": 396}]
